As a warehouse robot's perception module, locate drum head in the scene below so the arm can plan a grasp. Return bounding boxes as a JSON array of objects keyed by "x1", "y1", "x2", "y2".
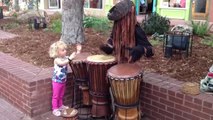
[
  {"x1": 107, "y1": 63, "x2": 142, "y2": 78},
  {"x1": 87, "y1": 54, "x2": 116, "y2": 63},
  {"x1": 71, "y1": 52, "x2": 91, "y2": 62}
]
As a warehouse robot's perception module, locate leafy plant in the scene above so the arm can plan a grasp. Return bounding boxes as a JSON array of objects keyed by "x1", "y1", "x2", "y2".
[
  {"x1": 50, "y1": 19, "x2": 62, "y2": 33},
  {"x1": 2, "y1": 0, "x2": 10, "y2": 6},
  {"x1": 149, "y1": 39, "x2": 161, "y2": 46},
  {"x1": 3, "y1": 22, "x2": 19, "y2": 29},
  {"x1": 191, "y1": 21, "x2": 212, "y2": 37},
  {"x1": 201, "y1": 34, "x2": 213, "y2": 47},
  {"x1": 83, "y1": 16, "x2": 111, "y2": 33},
  {"x1": 141, "y1": 13, "x2": 170, "y2": 35}
]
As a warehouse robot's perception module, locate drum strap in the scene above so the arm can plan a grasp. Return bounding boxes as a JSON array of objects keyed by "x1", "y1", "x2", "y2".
[
  {"x1": 114, "y1": 101, "x2": 140, "y2": 109},
  {"x1": 90, "y1": 91, "x2": 110, "y2": 98},
  {"x1": 74, "y1": 78, "x2": 88, "y2": 82}
]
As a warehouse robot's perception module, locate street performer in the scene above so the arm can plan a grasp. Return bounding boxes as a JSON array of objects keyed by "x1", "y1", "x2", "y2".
[{"x1": 100, "y1": 0, "x2": 154, "y2": 63}]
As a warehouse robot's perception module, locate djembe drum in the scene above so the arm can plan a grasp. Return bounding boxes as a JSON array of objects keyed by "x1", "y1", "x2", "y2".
[
  {"x1": 62, "y1": 108, "x2": 78, "y2": 120},
  {"x1": 86, "y1": 54, "x2": 117, "y2": 118},
  {"x1": 69, "y1": 52, "x2": 91, "y2": 106},
  {"x1": 107, "y1": 63, "x2": 143, "y2": 120}
]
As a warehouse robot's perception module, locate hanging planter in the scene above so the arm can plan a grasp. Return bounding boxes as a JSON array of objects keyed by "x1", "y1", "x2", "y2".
[
  {"x1": 163, "y1": 25, "x2": 193, "y2": 58},
  {"x1": 167, "y1": 34, "x2": 190, "y2": 50}
]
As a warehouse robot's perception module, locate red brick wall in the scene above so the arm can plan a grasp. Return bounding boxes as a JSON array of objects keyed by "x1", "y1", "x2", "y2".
[
  {"x1": 141, "y1": 72, "x2": 213, "y2": 120},
  {"x1": 0, "y1": 52, "x2": 73, "y2": 117},
  {"x1": 1, "y1": 51, "x2": 213, "y2": 119}
]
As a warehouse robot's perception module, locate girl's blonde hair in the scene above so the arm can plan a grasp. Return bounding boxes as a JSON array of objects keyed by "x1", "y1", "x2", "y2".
[{"x1": 49, "y1": 40, "x2": 67, "y2": 58}]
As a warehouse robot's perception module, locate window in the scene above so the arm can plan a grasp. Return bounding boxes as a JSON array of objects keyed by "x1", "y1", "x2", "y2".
[
  {"x1": 84, "y1": 0, "x2": 103, "y2": 9},
  {"x1": 162, "y1": 0, "x2": 186, "y2": 8},
  {"x1": 195, "y1": 0, "x2": 206, "y2": 13}
]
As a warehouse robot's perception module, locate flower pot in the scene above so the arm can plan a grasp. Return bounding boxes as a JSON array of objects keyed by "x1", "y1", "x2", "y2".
[{"x1": 167, "y1": 34, "x2": 190, "y2": 50}]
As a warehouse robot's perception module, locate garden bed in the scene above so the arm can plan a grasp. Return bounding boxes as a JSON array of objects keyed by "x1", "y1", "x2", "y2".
[{"x1": 0, "y1": 18, "x2": 213, "y2": 83}]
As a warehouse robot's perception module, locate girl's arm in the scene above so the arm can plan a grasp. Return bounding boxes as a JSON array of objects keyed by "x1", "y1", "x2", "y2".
[
  {"x1": 54, "y1": 58, "x2": 69, "y2": 66},
  {"x1": 54, "y1": 52, "x2": 77, "y2": 66}
]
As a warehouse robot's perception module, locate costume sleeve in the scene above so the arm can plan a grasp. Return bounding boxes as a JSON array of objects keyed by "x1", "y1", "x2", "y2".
[
  {"x1": 99, "y1": 31, "x2": 114, "y2": 54},
  {"x1": 135, "y1": 23, "x2": 152, "y2": 46},
  {"x1": 132, "y1": 24, "x2": 154, "y2": 57},
  {"x1": 107, "y1": 32, "x2": 113, "y2": 46}
]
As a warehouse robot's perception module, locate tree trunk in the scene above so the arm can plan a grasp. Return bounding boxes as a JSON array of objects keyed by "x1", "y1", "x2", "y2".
[{"x1": 61, "y1": 0, "x2": 84, "y2": 44}]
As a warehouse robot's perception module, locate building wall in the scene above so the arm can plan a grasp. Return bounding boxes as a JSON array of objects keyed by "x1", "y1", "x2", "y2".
[
  {"x1": 84, "y1": 0, "x2": 108, "y2": 17},
  {"x1": 156, "y1": 0, "x2": 191, "y2": 21},
  {"x1": 38, "y1": 0, "x2": 137, "y2": 17},
  {"x1": 209, "y1": 0, "x2": 213, "y2": 22},
  {"x1": 40, "y1": 0, "x2": 49, "y2": 9}
]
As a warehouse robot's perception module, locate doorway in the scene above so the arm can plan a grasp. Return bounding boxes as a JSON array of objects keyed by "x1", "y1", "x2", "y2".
[
  {"x1": 192, "y1": 0, "x2": 209, "y2": 20},
  {"x1": 49, "y1": 0, "x2": 60, "y2": 9},
  {"x1": 139, "y1": 0, "x2": 153, "y2": 14}
]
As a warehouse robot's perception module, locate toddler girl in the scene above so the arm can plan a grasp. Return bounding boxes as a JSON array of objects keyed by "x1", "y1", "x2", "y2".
[{"x1": 49, "y1": 40, "x2": 81, "y2": 116}]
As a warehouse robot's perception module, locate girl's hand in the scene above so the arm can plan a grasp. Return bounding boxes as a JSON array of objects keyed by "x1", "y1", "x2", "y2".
[
  {"x1": 76, "y1": 44, "x2": 82, "y2": 54},
  {"x1": 69, "y1": 52, "x2": 77, "y2": 60}
]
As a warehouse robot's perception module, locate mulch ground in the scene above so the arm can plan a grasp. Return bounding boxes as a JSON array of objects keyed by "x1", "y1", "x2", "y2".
[{"x1": 0, "y1": 18, "x2": 212, "y2": 83}]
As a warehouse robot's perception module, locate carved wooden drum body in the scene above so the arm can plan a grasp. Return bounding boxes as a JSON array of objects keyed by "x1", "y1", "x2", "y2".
[
  {"x1": 107, "y1": 63, "x2": 143, "y2": 120},
  {"x1": 86, "y1": 55, "x2": 117, "y2": 117},
  {"x1": 69, "y1": 52, "x2": 91, "y2": 105}
]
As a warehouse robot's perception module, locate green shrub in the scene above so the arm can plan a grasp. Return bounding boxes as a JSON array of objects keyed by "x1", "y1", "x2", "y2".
[
  {"x1": 141, "y1": 13, "x2": 170, "y2": 35},
  {"x1": 3, "y1": 22, "x2": 19, "y2": 29},
  {"x1": 83, "y1": 16, "x2": 111, "y2": 33},
  {"x1": 50, "y1": 19, "x2": 62, "y2": 33},
  {"x1": 149, "y1": 39, "x2": 161, "y2": 46},
  {"x1": 49, "y1": 12, "x2": 62, "y2": 23},
  {"x1": 191, "y1": 21, "x2": 212, "y2": 37},
  {"x1": 201, "y1": 34, "x2": 213, "y2": 47}
]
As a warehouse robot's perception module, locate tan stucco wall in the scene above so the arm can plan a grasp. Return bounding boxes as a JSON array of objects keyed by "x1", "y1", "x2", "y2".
[
  {"x1": 40, "y1": 0, "x2": 49, "y2": 9},
  {"x1": 84, "y1": 8, "x2": 107, "y2": 17}
]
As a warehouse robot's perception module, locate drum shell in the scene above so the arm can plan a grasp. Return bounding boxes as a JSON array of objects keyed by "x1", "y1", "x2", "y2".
[
  {"x1": 116, "y1": 108, "x2": 140, "y2": 120},
  {"x1": 70, "y1": 62, "x2": 88, "y2": 81},
  {"x1": 69, "y1": 52, "x2": 91, "y2": 81},
  {"x1": 108, "y1": 74, "x2": 142, "y2": 106},
  {"x1": 107, "y1": 63, "x2": 143, "y2": 120},
  {"x1": 86, "y1": 57, "x2": 117, "y2": 117},
  {"x1": 87, "y1": 61, "x2": 117, "y2": 97}
]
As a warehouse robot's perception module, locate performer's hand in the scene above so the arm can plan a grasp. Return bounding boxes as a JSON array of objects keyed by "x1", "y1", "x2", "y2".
[
  {"x1": 99, "y1": 44, "x2": 114, "y2": 55},
  {"x1": 144, "y1": 46, "x2": 154, "y2": 58},
  {"x1": 127, "y1": 46, "x2": 145, "y2": 62}
]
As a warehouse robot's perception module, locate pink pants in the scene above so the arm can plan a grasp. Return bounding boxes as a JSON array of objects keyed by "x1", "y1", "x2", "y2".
[{"x1": 52, "y1": 82, "x2": 66, "y2": 110}]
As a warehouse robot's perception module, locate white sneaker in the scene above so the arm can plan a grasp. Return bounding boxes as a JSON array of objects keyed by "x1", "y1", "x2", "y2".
[
  {"x1": 52, "y1": 109, "x2": 61, "y2": 117},
  {"x1": 59, "y1": 105, "x2": 69, "y2": 110}
]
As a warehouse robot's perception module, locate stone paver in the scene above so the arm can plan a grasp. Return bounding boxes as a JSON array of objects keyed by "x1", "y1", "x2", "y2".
[
  {"x1": 0, "y1": 30, "x2": 17, "y2": 40},
  {"x1": 0, "y1": 98, "x2": 31, "y2": 120},
  {"x1": 0, "y1": 97, "x2": 151, "y2": 120}
]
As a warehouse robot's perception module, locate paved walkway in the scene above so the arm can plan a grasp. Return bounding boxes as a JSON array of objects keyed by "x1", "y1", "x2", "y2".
[
  {"x1": 0, "y1": 97, "x2": 151, "y2": 120},
  {"x1": 0, "y1": 30, "x2": 17, "y2": 40},
  {"x1": 0, "y1": 98, "x2": 31, "y2": 120}
]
